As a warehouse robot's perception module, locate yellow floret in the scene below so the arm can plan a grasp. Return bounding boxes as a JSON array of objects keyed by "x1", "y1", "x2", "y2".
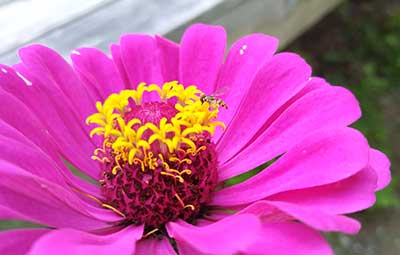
[{"x1": 86, "y1": 82, "x2": 225, "y2": 175}]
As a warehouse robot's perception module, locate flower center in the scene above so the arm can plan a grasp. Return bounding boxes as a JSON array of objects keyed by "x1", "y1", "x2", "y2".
[{"x1": 86, "y1": 81, "x2": 225, "y2": 233}]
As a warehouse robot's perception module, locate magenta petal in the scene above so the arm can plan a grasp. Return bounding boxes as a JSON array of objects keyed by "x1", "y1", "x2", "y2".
[
  {"x1": 0, "y1": 134, "x2": 68, "y2": 187},
  {"x1": 238, "y1": 198, "x2": 362, "y2": 234},
  {"x1": 0, "y1": 122, "x2": 101, "y2": 200},
  {"x1": 220, "y1": 85, "x2": 361, "y2": 180},
  {"x1": 155, "y1": 35, "x2": 180, "y2": 82},
  {"x1": 179, "y1": 24, "x2": 226, "y2": 94},
  {"x1": 71, "y1": 47, "x2": 125, "y2": 100},
  {"x1": 246, "y1": 222, "x2": 334, "y2": 255},
  {"x1": 120, "y1": 34, "x2": 163, "y2": 88},
  {"x1": 237, "y1": 200, "x2": 293, "y2": 223},
  {"x1": 169, "y1": 242, "x2": 207, "y2": 255},
  {"x1": 216, "y1": 76, "x2": 328, "y2": 144},
  {"x1": 166, "y1": 213, "x2": 261, "y2": 254},
  {"x1": 0, "y1": 204, "x2": 25, "y2": 219},
  {"x1": 212, "y1": 128, "x2": 369, "y2": 206},
  {"x1": 135, "y1": 237, "x2": 176, "y2": 255},
  {"x1": 29, "y1": 225, "x2": 143, "y2": 255},
  {"x1": 110, "y1": 43, "x2": 131, "y2": 88},
  {"x1": 0, "y1": 161, "x2": 120, "y2": 230},
  {"x1": 268, "y1": 167, "x2": 377, "y2": 214},
  {"x1": 18, "y1": 45, "x2": 95, "y2": 123},
  {"x1": 0, "y1": 66, "x2": 56, "y2": 154},
  {"x1": 0, "y1": 115, "x2": 100, "y2": 198},
  {"x1": 0, "y1": 113, "x2": 84, "y2": 189},
  {"x1": 0, "y1": 79, "x2": 58, "y2": 162},
  {"x1": 259, "y1": 77, "x2": 332, "y2": 131},
  {"x1": 298, "y1": 76, "x2": 331, "y2": 92},
  {"x1": 217, "y1": 53, "x2": 311, "y2": 164},
  {"x1": 0, "y1": 229, "x2": 49, "y2": 255},
  {"x1": 369, "y1": 148, "x2": 391, "y2": 191},
  {"x1": 213, "y1": 34, "x2": 278, "y2": 141},
  {"x1": 267, "y1": 201, "x2": 361, "y2": 234},
  {"x1": 3, "y1": 64, "x2": 99, "y2": 179}
]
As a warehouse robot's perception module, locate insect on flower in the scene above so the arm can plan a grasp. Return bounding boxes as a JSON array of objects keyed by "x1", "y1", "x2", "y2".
[{"x1": 200, "y1": 93, "x2": 228, "y2": 110}]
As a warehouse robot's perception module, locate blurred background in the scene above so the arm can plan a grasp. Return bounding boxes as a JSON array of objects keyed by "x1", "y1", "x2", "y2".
[
  {"x1": 0, "y1": 0, "x2": 399, "y2": 254},
  {"x1": 287, "y1": 1, "x2": 400, "y2": 254}
]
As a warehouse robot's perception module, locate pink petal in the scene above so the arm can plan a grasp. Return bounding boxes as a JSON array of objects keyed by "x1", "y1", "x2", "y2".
[
  {"x1": 120, "y1": 34, "x2": 163, "y2": 88},
  {"x1": 0, "y1": 161, "x2": 120, "y2": 230},
  {"x1": 298, "y1": 76, "x2": 331, "y2": 92},
  {"x1": 155, "y1": 35, "x2": 179, "y2": 82},
  {"x1": 246, "y1": 222, "x2": 334, "y2": 255},
  {"x1": 166, "y1": 213, "x2": 261, "y2": 255},
  {"x1": 0, "y1": 134, "x2": 67, "y2": 187},
  {"x1": 220, "y1": 84, "x2": 361, "y2": 180},
  {"x1": 179, "y1": 24, "x2": 226, "y2": 94},
  {"x1": 18, "y1": 45, "x2": 95, "y2": 125},
  {"x1": 213, "y1": 34, "x2": 278, "y2": 141},
  {"x1": 170, "y1": 241, "x2": 207, "y2": 255},
  {"x1": 212, "y1": 127, "x2": 369, "y2": 206},
  {"x1": 135, "y1": 237, "x2": 176, "y2": 255},
  {"x1": 0, "y1": 66, "x2": 54, "y2": 149},
  {"x1": 268, "y1": 167, "x2": 377, "y2": 214},
  {"x1": 257, "y1": 77, "x2": 331, "y2": 132},
  {"x1": 265, "y1": 201, "x2": 361, "y2": 234},
  {"x1": 110, "y1": 43, "x2": 130, "y2": 88},
  {"x1": 2, "y1": 64, "x2": 99, "y2": 179},
  {"x1": 0, "y1": 118, "x2": 94, "y2": 194},
  {"x1": 0, "y1": 128, "x2": 102, "y2": 204},
  {"x1": 0, "y1": 229, "x2": 49, "y2": 255},
  {"x1": 0, "y1": 74, "x2": 57, "y2": 159},
  {"x1": 28, "y1": 225, "x2": 143, "y2": 255},
  {"x1": 71, "y1": 47, "x2": 125, "y2": 100},
  {"x1": 369, "y1": 148, "x2": 391, "y2": 191},
  {"x1": 0, "y1": 107, "x2": 99, "y2": 198},
  {"x1": 0, "y1": 204, "x2": 26, "y2": 219},
  {"x1": 237, "y1": 201, "x2": 293, "y2": 223},
  {"x1": 217, "y1": 52, "x2": 311, "y2": 164}
]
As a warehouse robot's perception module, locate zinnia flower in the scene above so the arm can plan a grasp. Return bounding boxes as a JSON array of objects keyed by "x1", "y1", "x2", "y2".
[{"x1": 0, "y1": 24, "x2": 391, "y2": 255}]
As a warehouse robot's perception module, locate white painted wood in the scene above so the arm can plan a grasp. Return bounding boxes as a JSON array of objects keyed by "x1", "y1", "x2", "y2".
[
  {"x1": 0, "y1": 0, "x2": 112, "y2": 55},
  {"x1": 0, "y1": 0, "x2": 224, "y2": 64},
  {"x1": 0, "y1": 0, "x2": 342, "y2": 65},
  {"x1": 166, "y1": 0, "x2": 342, "y2": 48}
]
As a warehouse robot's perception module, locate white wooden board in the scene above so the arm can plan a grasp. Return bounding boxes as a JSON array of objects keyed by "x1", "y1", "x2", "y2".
[{"x1": 0, "y1": 0, "x2": 341, "y2": 65}]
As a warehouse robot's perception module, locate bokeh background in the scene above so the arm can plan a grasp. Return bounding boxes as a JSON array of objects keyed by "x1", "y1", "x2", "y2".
[
  {"x1": 0, "y1": 0, "x2": 399, "y2": 254},
  {"x1": 287, "y1": 1, "x2": 400, "y2": 254}
]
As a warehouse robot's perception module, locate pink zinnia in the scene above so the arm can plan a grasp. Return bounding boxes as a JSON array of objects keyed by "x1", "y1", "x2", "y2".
[{"x1": 0, "y1": 24, "x2": 391, "y2": 254}]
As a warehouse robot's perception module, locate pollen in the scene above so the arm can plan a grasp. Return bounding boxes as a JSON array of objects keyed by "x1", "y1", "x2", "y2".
[{"x1": 86, "y1": 81, "x2": 225, "y2": 232}]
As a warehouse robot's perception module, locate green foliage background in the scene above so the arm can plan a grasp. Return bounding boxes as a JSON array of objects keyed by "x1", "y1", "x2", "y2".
[{"x1": 288, "y1": 0, "x2": 400, "y2": 209}]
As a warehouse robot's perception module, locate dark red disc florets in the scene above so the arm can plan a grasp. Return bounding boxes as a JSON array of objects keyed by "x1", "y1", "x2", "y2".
[{"x1": 98, "y1": 102, "x2": 219, "y2": 230}]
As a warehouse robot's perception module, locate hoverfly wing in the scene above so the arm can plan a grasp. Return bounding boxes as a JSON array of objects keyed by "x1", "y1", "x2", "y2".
[{"x1": 211, "y1": 85, "x2": 229, "y2": 98}]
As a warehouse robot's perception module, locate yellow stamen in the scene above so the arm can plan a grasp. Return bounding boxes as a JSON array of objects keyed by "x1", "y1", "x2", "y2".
[
  {"x1": 174, "y1": 193, "x2": 185, "y2": 207},
  {"x1": 143, "y1": 228, "x2": 159, "y2": 238},
  {"x1": 112, "y1": 166, "x2": 119, "y2": 175},
  {"x1": 101, "y1": 203, "x2": 126, "y2": 218},
  {"x1": 184, "y1": 204, "x2": 196, "y2": 211},
  {"x1": 133, "y1": 158, "x2": 145, "y2": 172},
  {"x1": 71, "y1": 187, "x2": 103, "y2": 205},
  {"x1": 179, "y1": 169, "x2": 192, "y2": 175},
  {"x1": 86, "y1": 82, "x2": 226, "y2": 179},
  {"x1": 161, "y1": 172, "x2": 184, "y2": 183},
  {"x1": 91, "y1": 155, "x2": 111, "y2": 163},
  {"x1": 174, "y1": 193, "x2": 195, "y2": 211},
  {"x1": 93, "y1": 148, "x2": 105, "y2": 155},
  {"x1": 169, "y1": 157, "x2": 192, "y2": 164},
  {"x1": 112, "y1": 155, "x2": 123, "y2": 175},
  {"x1": 188, "y1": 145, "x2": 207, "y2": 156}
]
